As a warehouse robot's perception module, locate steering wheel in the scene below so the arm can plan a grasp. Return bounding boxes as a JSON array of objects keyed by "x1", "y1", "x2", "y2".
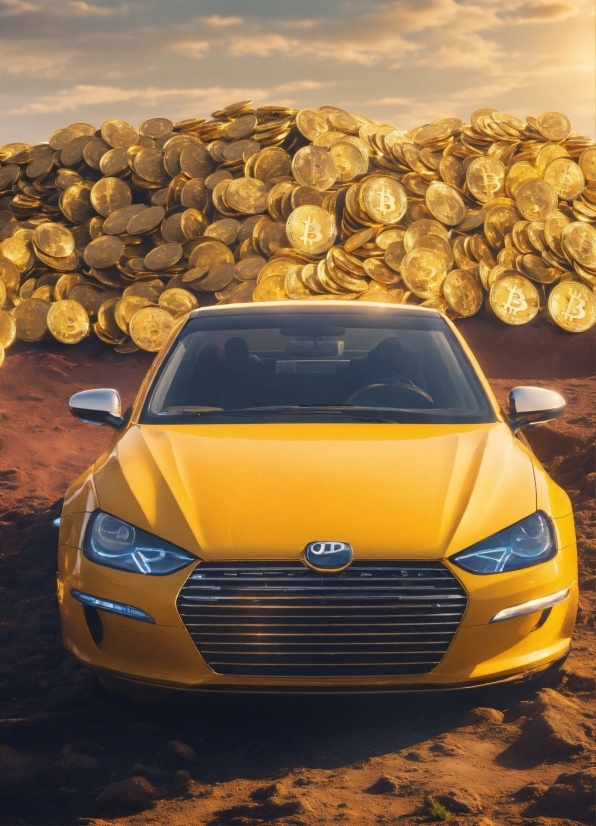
[{"x1": 348, "y1": 377, "x2": 435, "y2": 408}]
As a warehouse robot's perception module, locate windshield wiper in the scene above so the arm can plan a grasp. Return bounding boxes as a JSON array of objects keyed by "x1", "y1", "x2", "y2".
[{"x1": 172, "y1": 404, "x2": 403, "y2": 423}]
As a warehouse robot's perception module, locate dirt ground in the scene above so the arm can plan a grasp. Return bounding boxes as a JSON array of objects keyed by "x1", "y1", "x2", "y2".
[{"x1": 0, "y1": 314, "x2": 594, "y2": 826}]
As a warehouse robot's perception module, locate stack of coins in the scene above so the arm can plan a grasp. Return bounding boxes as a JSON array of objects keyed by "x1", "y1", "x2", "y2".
[{"x1": 0, "y1": 103, "x2": 594, "y2": 361}]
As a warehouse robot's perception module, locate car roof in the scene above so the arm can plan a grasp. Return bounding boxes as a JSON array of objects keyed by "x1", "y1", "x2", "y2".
[{"x1": 188, "y1": 300, "x2": 441, "y2": 320}]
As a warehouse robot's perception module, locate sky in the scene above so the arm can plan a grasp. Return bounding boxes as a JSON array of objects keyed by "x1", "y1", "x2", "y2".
[{"x1": 0, "y1": 0, "x2": 594, "y2": 145}]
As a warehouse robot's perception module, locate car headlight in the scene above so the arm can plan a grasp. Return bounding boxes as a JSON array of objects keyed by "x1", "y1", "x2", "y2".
[
  {"x1": 450, "y1": 512, "x2": 556, "y2": 574},
  {"x1": 84, "y1": 511, "x2": 196, "y2": 575}
]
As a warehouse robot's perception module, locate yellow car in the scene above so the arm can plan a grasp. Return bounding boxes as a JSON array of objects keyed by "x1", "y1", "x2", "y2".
[{"x1": 57, "y1": 302, "x2": 577, "y2": 696}]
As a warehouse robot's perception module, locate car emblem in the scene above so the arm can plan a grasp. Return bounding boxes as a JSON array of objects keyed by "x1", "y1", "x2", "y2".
[{"x1": 304, "y1": 541, "x2": 353, "y2": 572}]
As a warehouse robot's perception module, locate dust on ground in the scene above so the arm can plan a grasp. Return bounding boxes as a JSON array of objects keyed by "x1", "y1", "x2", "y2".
[{"x1": 0, "y1": 316, "x2": 594, "y2": 826}]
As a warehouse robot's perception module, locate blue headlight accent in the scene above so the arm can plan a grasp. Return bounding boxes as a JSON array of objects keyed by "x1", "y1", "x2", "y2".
[
  {"x1": 84, "y1": 511, "x2": 196, "y2": 575},
  {"x1": 450, "y1": 512, "x2": 556, "y2": 575},
  {"x1": 71, "y1": 589, "x2": 155, "y2": 623}
]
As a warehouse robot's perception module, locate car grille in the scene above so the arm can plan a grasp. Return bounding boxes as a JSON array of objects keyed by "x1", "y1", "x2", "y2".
[{"x1": 177, "y1": 561, "x2": 467, "y2": 678}]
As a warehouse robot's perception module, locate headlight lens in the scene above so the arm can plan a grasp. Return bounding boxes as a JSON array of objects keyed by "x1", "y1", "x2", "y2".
[
  {"x1": 85, "y1": 511, "x2": 196, "y2": 575},
  {"x1": 450, "y1": 512, "x2": 556, "y2": 574}
]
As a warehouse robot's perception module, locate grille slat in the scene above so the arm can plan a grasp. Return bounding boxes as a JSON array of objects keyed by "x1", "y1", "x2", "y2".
[{"x1": 177, "y1": 561, "x2": 467, "y2": 677}]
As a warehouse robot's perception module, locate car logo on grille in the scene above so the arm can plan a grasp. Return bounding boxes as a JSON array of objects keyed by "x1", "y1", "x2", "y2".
[{"x1": 304, "y1": 541, "x2": 353, "y2": 572}]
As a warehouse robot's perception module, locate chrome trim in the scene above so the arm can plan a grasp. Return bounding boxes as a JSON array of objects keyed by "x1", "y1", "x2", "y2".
[
  {"x1": 71, "y1": 589, "x2": 154, "y2": 623},
  {"x1": 69, "y1": 388, "x2": 123, "y2": 428},
  {"x1": 489, "y1": 587, "x2": 570, "y2": 623}
]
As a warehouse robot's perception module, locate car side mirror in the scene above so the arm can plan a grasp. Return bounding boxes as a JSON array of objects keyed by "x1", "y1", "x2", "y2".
[
  {"x1": 508, "y1": 386, "x2": 566, "y2": 433},
  {"x1": 69, "y1": 389, "x2": 124, "y2": 428}
]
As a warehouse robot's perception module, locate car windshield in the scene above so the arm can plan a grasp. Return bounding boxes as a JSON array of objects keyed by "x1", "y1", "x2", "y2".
[{"x1": 142, "y1": 309, "x2": 496, "y2": 424}]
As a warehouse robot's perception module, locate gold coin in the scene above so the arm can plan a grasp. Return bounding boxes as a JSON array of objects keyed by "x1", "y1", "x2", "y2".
[
  {"x1": 425, "y1": 182, "x2": 466, "y2": 226},
  {"x1": 129, "y1": 306, "x2": 175, "y2": 352},
  {"x1": 32, "y1": 223, "x2": 75, "y2": 258},
  {"x1": 579, "y1": 147, "x2": 596, "y2": 183},
  {"x1": 536, "y1": 111, "x2": 571, "y2": 142},
  {"x1": 0, "y1": 279, "x2": 5, "y2": 309},
  {"x1": 187, "y1": 238, "x2": 234, "y2": 274},
  {"x1": 296, "y1": 109, "x2": 330, "y2": 142},
  {"x1": 413, "y1": 234, "x2": 454, "y2": 270},
  {"x1": 235, "y1": 256, "x2": 265, "y2": 282},
  {"x1": 228, "y1": 281, "x2": 256, "y2": 304},
  {"x1": 548, "y1": 281, "x2": 596, "y2": 332},
  {"x1": 0, "y1": 341, "x2": 4, "y2": 368},
  {"x1": 360, "y1": 176, "x2": 407, "y2": 225},
  {"x1": 144, "y1": 242, "x2": 183, "y2": 271},
  {"x1": 363, "y1": 258, "x2": 400, "y2": 285},
  {"x1": 345, "y1": 228, "x2": 373, "y2": 252},
  {"x1": 562, "y1": 222, "x2": 596, "y2": 268},
  {"x1": 14, "y1": 298, "x2": 51, "y2": 341},
  {"x1": 466, "y1": 157, "x2": 506, "y2": 203},
  {"x1": 403, "y1": 219, "x2": 448, "y2": 252},
  {"x1": 329, "y1": 141, "x2": 368, "y2": 182},
  {"x1": 158, "y1": 288, "x2": 198, "y2": 315},
  {"x1": 292, "y1": 146, "x2": 337, "y2": 191},
  {"x1": 401, "y1": 249, "x2": 447, "y2": 298},
  {"x1": 32, "y1": 285, "x2": 54, "y2": 301},
  {"x1": 506, "y1": 162, "x2": 541, "y2": 198},
  {"x1": 99, "y1": 147, "x2": 129, "y2": 176},
  {"x1": 195, "y1": 261, "x2": 236, "y2": 291},
  {"x1": 139, "y1": 117, "x2": 173, "y2": 139},
  {"x1": 127, "y1": 205, "x2": 165, "y2": 235},
  {"x1": 384, "y1": 239, "x2": 407, "y2": 273},
  {"x1": 0, "y1": 256, "x2": 20, "y2": 295},
  {"x1": 0, "y1": 310, "x2": 16, "y2": 348},
  {"x1": 179, "y1": 143, "x2": 215, "y2": 178},
  {"x1": 442, "y1": 269, "x2": 483, "y2": 317},
  {"x1": 286, "y1": 206, "x2": 336, "y2": 255},
  {"x1": 91, "y1": 177, "x2": 132, "y2": 217},
  {"x1": 101, "y1": 120, "x2": 139, "y2": 149},
  {"x1": 535, "y1": 144, "x2": 569, "y2": 176},
  {"x1": 515, "y1": 179, "x2": 558, "y2": 222},
  {"x1": 84, "y1": 236, "x2": 124, "y2": 269},
  {"x1": 116, "y1": 296, "x2": 156, "y2": 334},
  {"x1": 285, "y1": 265, "x2": 311, "y2": 299},
  {"x1": 47, "y1": 299, "x2": 89, "y2": 344},
  {"x1": 253, "y1": 274, "x2": 287, "y2": 302},
  {"x1": 60, "y1": 182, "x2": 95, "y2": 223},
  {"x1": 98, "y1": 298, "x2": 122, "y2": 339},
  {"x1": 68, "y1": 284, "x2": 104, "y2": 316},
  {"x1": 0, "y1": 236, "x2": 35, "y2": 273},
  {"x1": 543, "y1": 158, "x2": 585, "y2": 201},
  {"x1": 225, "y1": 178, "x2": 269, "y2": 214},
  {"x1": 103, "y1": 204, "x2": 147, "y2": 235},
  {"x1": 489, "y1": 275, "x2": 540, "y2": 325}
]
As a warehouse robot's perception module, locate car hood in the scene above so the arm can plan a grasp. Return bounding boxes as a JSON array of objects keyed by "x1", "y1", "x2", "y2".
[{"x1": 93, "y1": 422, "x2": 536, "y2": 561}]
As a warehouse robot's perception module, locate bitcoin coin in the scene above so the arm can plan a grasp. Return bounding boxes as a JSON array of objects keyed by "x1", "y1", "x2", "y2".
[
  {"x1": 286, "y1": 206, "x2": 336, "y2": 255},
  {"x1": 548, "y1": 281, "x2": 596, "y2": 332},
  {"x1": 401, "y1": 249, "x2": 447, "y2": 298},
  {"x1": 158, "y1": 288, "x2": 199, "y2": 315},
  {"x1": 0, "y1": 310, "x2": 16, "y2": 348},
  {"x1": 296, "y1": 109, "x2": 330, "y2": 142},
  {"x1": 543, "y1": 158, "x2": 585, "y2": 201},
  {"x1": 361, "y1": 177, "x2": 407, "y2": 224},
  {"x1": 466, "y1": 157, "x2": 505, "y2": 203},
  {"x1": 536, "y1": 111, "x2": 571, "y2": 142},
  {"x1": 562, "y1": 222, "x2": 596, "y2": 268},
  {"x1": 292, "y1": 146, "x2": 337, "y2": 191},
  {"x1": 516, "y1": 179, "x2": 558, "y2": 222},
  {"x1": 84, "y1": 236, "x2": 124, "y2": 269},
  {"x1": 32, "y1": 223, "x2": 75, "y2": 258},
  {"x1": 14, "y1": 298, "x2": 51, "y2": 341},
  {"x1": 489, "y1": 275, "x2": 540, "y2": 325},
  {"x1": 425, "y1": 182, "x2": 466, "y2": 226},
  {"x1": 129, "y1": 307, "x2": 175, "y2": 352},
  {"x1": 47, "y1": 299, "x2": 89, "y2": 344},
  {"x1": 442, "y1": 269, "x2": 483, "y2": 316},
  {"x1": 90, "y1": 177, "x2": 132, "y2": 217}
]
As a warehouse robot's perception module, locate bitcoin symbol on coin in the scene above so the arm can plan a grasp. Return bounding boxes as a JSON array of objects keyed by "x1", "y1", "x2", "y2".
[
  {"x1": 299, "y1": 215, "x2": 323, "y2": 246},
  {"x1": 376, "y1": 184, "x2": 396, "y2": 214},
  {"x1": 480, "y1": 171, "x2": 501, "y2": 199},
  {"x1": 561, "y1": 290, "x2": 587, "y2": 322},
  {"x1": 503, "y1": 286, "x2": 527, "y2": 315}
]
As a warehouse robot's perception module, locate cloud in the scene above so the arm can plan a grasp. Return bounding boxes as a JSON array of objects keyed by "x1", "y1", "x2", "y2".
[
  {"x1": 7, "y1": 81, "x2": 332, "y2": 117},
  {"x1": 0, "y1": 0, "x2": 143, "y2": 16},
  {"x1": 198, "y1": 14, "x2": 243, "y2": 27},
  {"x1": 515, "y1": 2, "x2": 581, "y2": 20}
]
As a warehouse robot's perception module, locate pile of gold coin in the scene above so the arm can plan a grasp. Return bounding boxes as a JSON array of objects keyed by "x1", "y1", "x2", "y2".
[{"x1": 0, "y1": 103, "x2": 595, "y2": 361}]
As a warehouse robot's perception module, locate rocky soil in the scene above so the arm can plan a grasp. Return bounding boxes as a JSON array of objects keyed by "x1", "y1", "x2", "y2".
[{"x1": 0, "y1": 314, "x2": 594, "y2": 826}]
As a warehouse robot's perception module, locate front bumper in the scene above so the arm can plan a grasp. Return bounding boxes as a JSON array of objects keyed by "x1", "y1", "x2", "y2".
[{"x1": 58, "y1": 514, "x2": 579, "y2": 692}]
